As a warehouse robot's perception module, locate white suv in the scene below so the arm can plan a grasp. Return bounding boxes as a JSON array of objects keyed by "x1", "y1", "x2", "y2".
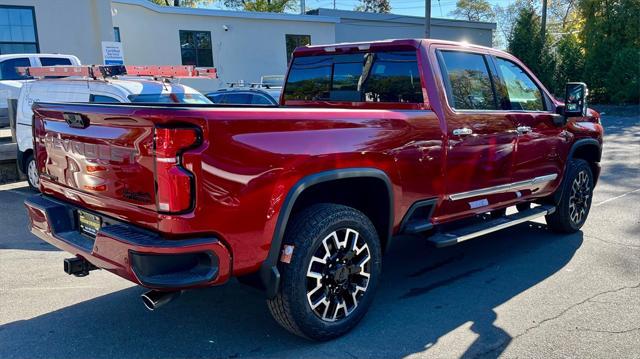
[
  {"x1": 17, "y1": 77, "x2": 211, "y2": 189},
  {"x1": 0, "y1": 53, "x2": 81, "y2": 126}
]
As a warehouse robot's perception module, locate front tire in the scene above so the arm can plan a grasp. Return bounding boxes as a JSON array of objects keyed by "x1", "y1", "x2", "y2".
[
  {"x1": 546, "y1": 159, "x2": 594, "y2": 233},
  {"x1": 25, "y1": 154, "x2": 40, "y2": 191},
  {"x1": 267, "y1": 203, "x2": 382, "y2": 341}
]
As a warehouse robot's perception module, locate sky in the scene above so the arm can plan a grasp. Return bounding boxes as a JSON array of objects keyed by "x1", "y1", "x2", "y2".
[{"x1": 206, "y1": 0, "x2": 518, "y2": 19}]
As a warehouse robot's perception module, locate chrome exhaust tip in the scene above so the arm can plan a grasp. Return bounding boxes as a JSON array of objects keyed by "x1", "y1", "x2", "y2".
[{"x1": 141, "y1": 290, "x2": 182, "y2": 311}]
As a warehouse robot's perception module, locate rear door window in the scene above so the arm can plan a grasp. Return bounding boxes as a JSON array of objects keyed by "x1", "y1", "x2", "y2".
[
  {"x1": 39, "y1": 57, "x2": 73, "y2": 66},
  {"x1": 284, "y1": 51, "x2": 423, "y2": 104},
  {"x1": 438, "y1": 51, "x2": 497, "y2": 110},
  {"x1": 0, "y1": 57, "x2": 31, "y2": 80}
]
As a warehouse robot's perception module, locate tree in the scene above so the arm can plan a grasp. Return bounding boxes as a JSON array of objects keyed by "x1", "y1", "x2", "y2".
[
  {"x1": 508, "y1": 5, "x2": 557, "y2": 94},
  {"x1": 450, "y1": 0, "x2": 494, "y2": 22},
  {"x1": 579, "y1": 0, "x2": 640, "y2": 103},
  {"x1": 354, "y1": 0, "x2": 391, "y2": 13},
  {"x1": 223, "y1": 0, "x2": 297, "y2": 12},
  {"x1": 149, "y1": 0, "x2": 213, "y2": 6}
]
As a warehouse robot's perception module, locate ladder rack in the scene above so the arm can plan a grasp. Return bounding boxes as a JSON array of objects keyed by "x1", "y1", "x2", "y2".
[{"x1": 17, "y1": 65, "x2": 217, "y2": 80}]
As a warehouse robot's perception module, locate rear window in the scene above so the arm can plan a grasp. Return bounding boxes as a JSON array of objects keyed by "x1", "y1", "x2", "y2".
[
  {"x1": 284, "y1": 51, "x2": 423, "y2": 104},
  {"x1": 40, "y1": 57, "x2": 73, "y2": 66},
  {"x1": 128, "y1": 93, "x2": 211, "y2": 104}
]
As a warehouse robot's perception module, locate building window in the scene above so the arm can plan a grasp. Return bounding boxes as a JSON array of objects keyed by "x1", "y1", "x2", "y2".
[
  {"x1": 113, "y1": 27, "x2": 121, "y2": 42},
  {"x1": 179, "y1": 30, "x2": 213, "y2": 67},
  {"x1": 0, "y1": 6, "x2": 38, "y2": 54},
  {"x1": 285, "y1": 34, "x2": 310, "y2": 63}
]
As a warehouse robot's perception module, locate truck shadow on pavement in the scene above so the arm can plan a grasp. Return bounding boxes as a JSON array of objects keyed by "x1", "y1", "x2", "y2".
[{"x1": 0, "y1": 223, "x2": 582, "y2": 359}]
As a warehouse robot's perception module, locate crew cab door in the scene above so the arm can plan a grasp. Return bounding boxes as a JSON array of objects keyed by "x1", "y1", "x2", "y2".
[
  {"x1": 491, "y1": 56, "x2": 565, "y2": 197},
  {"x1": 434, "y1": 48, "x2": 518, "y2": 219}
]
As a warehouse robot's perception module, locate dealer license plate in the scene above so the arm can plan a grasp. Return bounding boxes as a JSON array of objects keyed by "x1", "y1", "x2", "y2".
[{"x1": 78, "y1": 210, "x2": 101, "y2": 237}]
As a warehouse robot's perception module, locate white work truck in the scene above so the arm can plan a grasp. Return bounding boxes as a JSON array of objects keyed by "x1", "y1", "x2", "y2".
[{"x1": 0, "y1": 53, "x2": 81, "y2": 127}]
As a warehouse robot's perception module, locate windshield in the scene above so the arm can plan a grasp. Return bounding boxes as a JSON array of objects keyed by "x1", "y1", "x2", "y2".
[{"x1": 127, "y1": 93, "x2": 212, "y2": 104}]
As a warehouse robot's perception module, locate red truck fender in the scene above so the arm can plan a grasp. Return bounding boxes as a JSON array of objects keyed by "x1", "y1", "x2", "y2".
[{"x1": 257, "y1": 167, "x2": 394, "y2": 298}]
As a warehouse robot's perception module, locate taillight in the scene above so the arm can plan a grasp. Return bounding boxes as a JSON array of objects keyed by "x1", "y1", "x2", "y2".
[{"x1": 154, "y1": 127, "x2": 199, "y2": 213}]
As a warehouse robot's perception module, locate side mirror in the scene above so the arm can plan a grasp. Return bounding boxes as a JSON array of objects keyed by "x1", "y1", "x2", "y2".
[{"x1": 563, "y1": 82, "x2": 588, "y2": 117}]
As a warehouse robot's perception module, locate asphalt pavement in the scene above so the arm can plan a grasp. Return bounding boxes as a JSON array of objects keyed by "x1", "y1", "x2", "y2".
[{"x1": 0, "y1": 109, "x2": 638, "y2": 358}]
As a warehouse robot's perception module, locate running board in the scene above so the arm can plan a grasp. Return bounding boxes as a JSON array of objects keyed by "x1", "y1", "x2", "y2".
[{"x1": 427, "y1": 205, "x2": 556, "y2": 247}]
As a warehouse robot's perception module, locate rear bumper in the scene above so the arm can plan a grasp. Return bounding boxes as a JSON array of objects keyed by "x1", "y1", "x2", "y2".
[{"x1": 24, "y1": 195, "x2": 231, "y2": 289}]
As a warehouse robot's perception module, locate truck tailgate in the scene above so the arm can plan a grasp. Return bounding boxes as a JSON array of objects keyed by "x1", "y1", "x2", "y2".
[{"x1": 32, "y1": 102, "x2": 202, "y2": 228}]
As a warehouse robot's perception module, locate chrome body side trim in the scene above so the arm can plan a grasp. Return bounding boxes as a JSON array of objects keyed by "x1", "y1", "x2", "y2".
[{"x1": 447, "y1": 174, "x2": 558, "y2": 201}]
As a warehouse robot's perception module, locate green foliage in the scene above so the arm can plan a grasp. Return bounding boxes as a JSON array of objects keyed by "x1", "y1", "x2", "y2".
[
  {"x1": 554, "y1": 33, "x2": 584, "y2": 94},
  {"x1": 450, "y1": 0, "x2": 494, "y2": 22},
  {"x1": 354, "y1": 0, "x2": 391, "y2": 13},
  {"x1": 579, "y1": 0, "x2": 640, "y2": 103},
  {"x1": 223, "y1": 0, "x2": 297, "y2": 12},
  {"x1": 149, "y1": 0, "x2": 213, "y2": 6},
  {"x1": 507, "y1": 6, "x2": 557, "y2": 94}
]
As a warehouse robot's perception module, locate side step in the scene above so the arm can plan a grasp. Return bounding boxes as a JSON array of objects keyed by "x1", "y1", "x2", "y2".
[{"x1": 427, "y1": 205, "x2": 556, "y2": 248}]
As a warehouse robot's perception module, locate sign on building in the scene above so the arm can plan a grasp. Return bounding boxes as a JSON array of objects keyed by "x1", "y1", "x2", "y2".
[{"x1": 102, "y1": 41, "x2": 124, "y2": 65}]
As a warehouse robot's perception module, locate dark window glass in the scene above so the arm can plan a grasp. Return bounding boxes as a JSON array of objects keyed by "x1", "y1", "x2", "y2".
[
  {"x1": 439, "y1": 51, "x2": 497, "y2": 110},
  {"x1": 251, "y1": 94, "x2": 274, "y2": 105},
  {"x1": 113, "y1": 27, "x2": 121, "y2": 42},
  {"x1": 222, "y1": 93, "x2": 252, "y2": 104},
  {"x1": 0, "y1": 6, "x2": 38, "y2": 55},
  {"x1": 495, "y1": 58, "x2": 545, "y2": 111},
  {"x1": 284, "y1": 51, "x2": 423, "y2": 104},
  {"x1": 284, "y1": 55, "x2": 332, "y2": 101},
  {"x1": 90, "y1": 94, "x2": 121, "y2": 103},
  {"x1": 179, "y1": 30, "x2": 213, "y2": 67},
  {"x1": 285, "y1": 34, "x2": 310, "y2": 63},
  {"x1": 0, "y1": 57, "x2": 30, "y2": 80},
  {"x1": 40, "y1": 57, "x2": 72, "y2": 66},
  {"x1": 207, "y1": 93, "x2": 225, "y2": 103}
]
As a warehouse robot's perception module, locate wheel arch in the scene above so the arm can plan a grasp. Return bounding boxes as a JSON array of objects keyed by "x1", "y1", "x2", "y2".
[
  {"x1": 17, "y1": 148, "x2": 33, "y2": 174},
  {"x1": 569, "y1": 138, "x2": 602, "y2": 184},
  {"x1": 258, "y1": 168, "x2": 394, "y2": 298},
  {"x1": 550, "y1": 138, "x2": 602, "y2": 205}
]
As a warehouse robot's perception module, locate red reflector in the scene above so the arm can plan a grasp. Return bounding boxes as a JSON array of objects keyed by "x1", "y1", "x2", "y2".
[
  {"x1": 84, "y1": 184, "x2": 107, "y2": 191},
  {"x1": 86, "y1": 165, "x2": 106, "y2": 173},
  {"x1": 154, "y1": 127, "x2": 199, "y2": 213}
]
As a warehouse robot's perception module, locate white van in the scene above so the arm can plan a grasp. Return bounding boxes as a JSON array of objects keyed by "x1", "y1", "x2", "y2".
[
  {"x1": 17, "y1": 77, "x2": 212, "y2": 189},
  {"x1": 0, "y1": 54, "x2": 81, "y2": 126}
]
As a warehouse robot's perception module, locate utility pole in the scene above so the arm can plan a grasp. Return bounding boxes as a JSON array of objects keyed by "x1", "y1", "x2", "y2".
[
  {"x1": 541, "y1": 0, "x2": 548, "y2": 39},
  {"x1": 333, "y1": 0, "x2": 336, "y2": 10},
  {"x1": 425, "y1": 0, "x2": 431, "y2": 38},
  {"x1": 300, "y1": 0, "x2": 305, "y2": 14}
]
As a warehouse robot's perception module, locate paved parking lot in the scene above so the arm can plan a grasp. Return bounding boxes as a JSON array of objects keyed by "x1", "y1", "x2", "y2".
[{"x1": 0, "y1": 109, "x2": 638, "y2": 358}]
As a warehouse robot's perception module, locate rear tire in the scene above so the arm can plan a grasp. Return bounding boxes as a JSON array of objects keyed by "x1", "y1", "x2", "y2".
[
  {"x1": 25, "y1": 154, "x2": 40, "y2": 191},
  {"x1": 267, "y1": 203, "x2": 382, "y2": 341},
  {"x1": 546, "y1": 159, "x2": 594, "y2": 233}
]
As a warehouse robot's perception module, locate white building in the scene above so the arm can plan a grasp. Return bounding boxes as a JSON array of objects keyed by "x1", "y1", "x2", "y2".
[{"x1": 0, "y1": 0, "x2": 495, "y2": 92}]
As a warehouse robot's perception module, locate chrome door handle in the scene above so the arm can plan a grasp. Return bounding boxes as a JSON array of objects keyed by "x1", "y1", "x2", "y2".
[
  {"x1": 516, "y1": 126, "x2": 532, "y2": 134},
  {"x1": 452, "y1": 128, "x2": 473, "y2": 136}
]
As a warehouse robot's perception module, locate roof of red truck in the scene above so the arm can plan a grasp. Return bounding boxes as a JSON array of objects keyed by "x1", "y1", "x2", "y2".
[{"x1": 293, "y1": 38, "x2": 497, "y2": 57}]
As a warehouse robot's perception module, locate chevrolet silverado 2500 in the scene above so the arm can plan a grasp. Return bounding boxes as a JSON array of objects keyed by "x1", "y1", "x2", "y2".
[{"x1": 24, "y1": 39, "x2": 602, "y2": 340}]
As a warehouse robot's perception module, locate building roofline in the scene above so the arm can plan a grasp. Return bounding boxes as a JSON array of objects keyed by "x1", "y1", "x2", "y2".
[
  {"x1": 112, "y1": 0, "x2": 340, "y2": 23},
  {"x1": 309, "y1": 8, "x2": 496, "y2": 29}
]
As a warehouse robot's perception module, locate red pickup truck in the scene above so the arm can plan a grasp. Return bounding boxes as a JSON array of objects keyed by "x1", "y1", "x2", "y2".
[{"x1": 25, "y1": 39, "x2": 602, "y2": 340}]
